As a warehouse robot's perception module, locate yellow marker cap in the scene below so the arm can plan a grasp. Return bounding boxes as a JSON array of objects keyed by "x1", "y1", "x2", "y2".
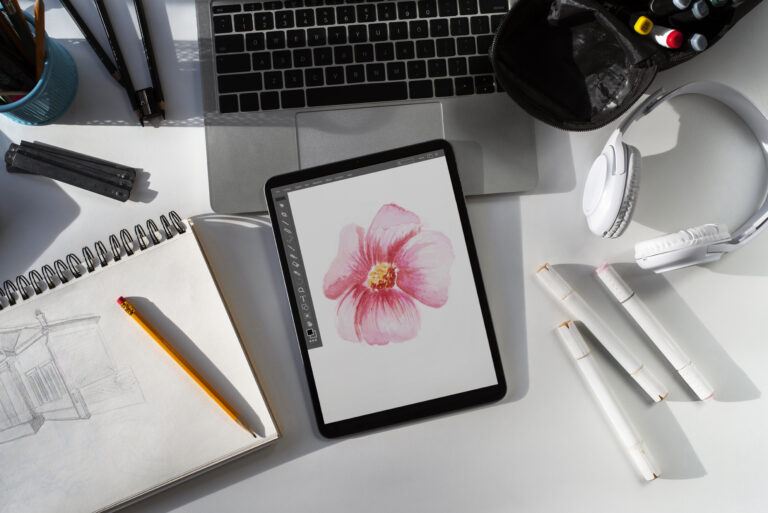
[{"x1": 634, "y1": 16, "x2": 654, "y2": 36}]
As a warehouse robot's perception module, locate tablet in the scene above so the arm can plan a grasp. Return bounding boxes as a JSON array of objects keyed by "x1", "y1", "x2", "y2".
[{"x1": 265, "y1": 140, "x2": 506, "y2": 437}]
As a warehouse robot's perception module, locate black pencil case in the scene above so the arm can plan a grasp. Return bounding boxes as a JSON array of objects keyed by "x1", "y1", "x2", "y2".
[{"x1": 489, "y1": 0, "x2": 763, "y2": 131}]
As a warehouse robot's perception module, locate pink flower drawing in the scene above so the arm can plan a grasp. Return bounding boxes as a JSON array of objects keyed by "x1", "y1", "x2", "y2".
[{"x1": 323, "y1": 204, "x2": 454, "y2": 345}]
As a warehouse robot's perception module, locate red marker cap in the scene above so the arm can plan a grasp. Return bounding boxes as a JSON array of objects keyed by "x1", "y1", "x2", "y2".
[{"x1": 666, "y1": 30, "x2": 683, "y2": 49}]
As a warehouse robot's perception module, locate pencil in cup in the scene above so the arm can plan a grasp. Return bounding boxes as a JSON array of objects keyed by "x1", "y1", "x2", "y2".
[
  {"x1": 117, "y1": 297, "x2": 257, "y2": 437},
  {"x1": 595, "y1": 264, "x2": 714, "y2": 400},
  {"x1": 535, "y1": 263, "x2": 668, "y2": 402},
  {"x1": 556, "y1": 322, "x2": 660, "y2": 481}
]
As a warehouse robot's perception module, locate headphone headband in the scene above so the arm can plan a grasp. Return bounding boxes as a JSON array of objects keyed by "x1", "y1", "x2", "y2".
[{"x1": 618, "y1": 81, "x2": 768, "y2": 251}]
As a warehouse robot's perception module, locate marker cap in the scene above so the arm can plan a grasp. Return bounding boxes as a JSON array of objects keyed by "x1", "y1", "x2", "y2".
[
  {"x1": 678, "y1": 363, "x2": 715, "y2": 400},
  {"x1": 632, "y1": 366, "x2": 668, "y2": 402},
  {"x1": 689, "y1": 33, "x2": 708, "y2": 52},
  {"x1": 666, "y1": 30, "x2": 684, "y2": 49},
  {"x1": 595, "y1": 264, "x2": 633, "y2": 303},
  {"x1": 556, "y1": 321, "x2": 590, "y2": 359},
  {"x1": 693, "y1": 0, "x2": 710, "y2": 18},
  {"x1": 633, "y1": 16, "x2": 654, "y2": 36},
  {"x1": 627, "y1": 441, "x2": 661, "y2": 481},
  {"x1": 536, "y1": 263, "x2": 572, "y2": 300},
  {"x1": 674, "y1": 0, "x2": 693, "y2": 7}
]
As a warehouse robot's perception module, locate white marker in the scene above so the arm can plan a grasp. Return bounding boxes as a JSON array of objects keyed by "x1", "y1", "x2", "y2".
[
  {"x1": 595, "y1": 264, "x2": 714, "y2": 400},
  {"x1": 556, "y1": 322, "x2": 660, "y2": 481},
  {"x1": 536, "y1": 263, "x2": 668, "y2": 402}
]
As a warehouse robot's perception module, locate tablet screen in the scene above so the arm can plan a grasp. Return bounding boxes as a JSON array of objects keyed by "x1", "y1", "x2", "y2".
[{"x1": 269, "y1": 147, "x2": 500, "y2": 425}]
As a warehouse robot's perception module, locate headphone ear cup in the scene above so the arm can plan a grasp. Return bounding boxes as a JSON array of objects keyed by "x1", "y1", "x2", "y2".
[{"x1": 605, "y1": 145, "x2": 640, "y2": 238}]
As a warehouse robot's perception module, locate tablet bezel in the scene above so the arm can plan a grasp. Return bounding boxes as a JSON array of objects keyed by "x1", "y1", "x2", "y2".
[{"x1": 265, "y1": 139, "x2": 506, "y2": 438}]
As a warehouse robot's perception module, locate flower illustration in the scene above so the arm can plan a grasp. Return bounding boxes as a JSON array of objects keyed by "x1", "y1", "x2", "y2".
[{"x1": 323, "y1": 204, "x2": 454, "y2": 345}]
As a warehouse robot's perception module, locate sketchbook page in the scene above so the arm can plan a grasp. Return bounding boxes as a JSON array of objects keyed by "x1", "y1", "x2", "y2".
[{"x1": 0, "y1": 231, "x2": 277, "y2": 513}]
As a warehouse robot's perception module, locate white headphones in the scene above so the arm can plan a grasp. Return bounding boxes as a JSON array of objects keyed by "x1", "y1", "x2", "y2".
[{"x1": 582, "y1": 81, "x2": 768, "y2": 273}]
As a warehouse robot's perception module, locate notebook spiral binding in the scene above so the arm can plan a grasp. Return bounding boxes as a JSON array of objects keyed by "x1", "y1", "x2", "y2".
[{"x1": 0, "y1": 211, "x2": 186, "y2": 311}]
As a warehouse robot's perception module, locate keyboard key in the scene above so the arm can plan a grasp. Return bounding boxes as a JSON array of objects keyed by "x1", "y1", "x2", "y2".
[
  {"x1": 307, "y1": 83, "x2": 408, "y2": 107},
  {"x1": 491, "y1": 14, "x2": 505, "y2": 31},
  {"x1": 416, "y1": 39, "x2": 435, "y2": 58},
  {"x1": 213, "y1": 15, "x2": 233, "y2": 34},
  {"x1": 334, "y1": 45, "x2": 354, "y2": 64},
  {"x1": 468, "y1": 55, "x2": 493, "y2": 74},
  {"x1": 438, "y1": 0, "x2": 458, "y2": 16},
  {"x1": 267, "y1": 31, "x2": 286, "y2": 49},
  {"x1": 409, "y1": 20, "x2": 428, "y2": 38},
  {"x1": 430, "y1": 19, "x2": 449, "y2": 37},
  {"x1": 477, "y1": 34, "x2": 494, "y2": 53},
  {"x1": 285, "y1": 69, "x2": 304, "y2": 88},
  {"x1": 218, "y1": 72, "x2": 263, "y2": 93},
  {"x1": 296, "y1": 8, "x2": 315, "y2": 26},
  {"x1": 285, "y1": 0, "x2": 303, "y2": 8},
  {"x1": 389, "y1": 22, "x2": 408, "y2": 40},
  {"x1": 397, "y1": 1, "x2": 417, "y2": 19},
  {"x1": 470, "y1": 15, "x2": 490, "y2": 34},
  {"x1": 287, "y1": 29, "x2": 306, "y2": 48},
  {"x1": 474, "y1": 74, "x2": 495, "y2": 93},
  {"x1": 459, "y1": 0, "x2": 478, "y2": 14},
  {"x1": 254, "y1": 12, "x2": 274, "y2": 30},
  {"x1": 428, "y1": 58, "x2": 447, "y2": 77},
  {"x1": 387, "y1": 61, "x2": 406, "y2": 80},
  {"x1": 354, "y1": 44, "x2": 374, "y2": 63},
  {"x1": 217, "y1": 53, "x2": 251, "y2": 73},
  {"x1": 357, "y1": 4, "x2": 377, "y2": 22},
  {"x1": 366, "y1": 63, "x2": 386, "y2": 81},
  {"x1": 409, "y1": 80, "x2": 433, "y2": 99},
  {"x1": 348, "y1": 25, "x2": 368, "y2": 43},
  {"x1": 243, "y1": 3, "x2": 261, "y2": 11},
  {"x1": 314, "y1": 47, "x2": 333, "y2": 65},
  {"x1": 234, "y1": 13, "x2": 253, "y2": 31},
  {"x1": 252, "y1": 52, "x2": 272, "y2": 70},
  {"x1": 418, "y1": 0, "x2": 437, "y2": 17},
  {"x1": 305, "y1": 67, "x2": 325, "y2": 86},
  {"x1": 435, "y1": 77, "x2": 454, "y2": 96},
  {"x1": 337, "y1": 5, "x2": 356, "y2": 23},
  {"x1": 369, "y1": 23, "x2": 388, "y2": 41},
  {"x1": 407, "y1": 60, "x2": 426, "y2": 78},
  {"x1": 246, "y1": 33, "x2": 265, "y2": 51},
  {"x1": 264, "y1": 71, "x2": 284, "y2": 89},
  {"x1": 328, "y1": 26, "x2": 347, "y2": 45},
  {"x1": 375, "y1": 42, "x2": 394, "y2": 61},
  {"x1": 378, "y1": 2, "x2": 397, "y2": 21},
  {"x1": 448, "y1": 56, "x2": 467, "y2": 75},
  {"x1": 395, "y1": 41, "x2": 415, "y2": 59},
  {"x1": 436, "y1": 38, "x2": 456, "y2": 56},
  {"x1": 455, "y1": 76, "x2": 474, "y2": 95},
  {"x1": 281, "y1": 90, "x2": 306, "y2": 108},
  {"x1": 264, "y1": 1, "x2": 283, "y2": 10},
  {"x1": 317, "y1": 7, "x2": 335, "y2": 25},
  {"x1": 346, "y1": 64, "x2": 365, "y2": 83},
  {"x1": 294, "y1": 48, "x2": 313, "y2": 67},
  {"x1": 308, "y1": 28, "x2": 327, "y2": 46},
  {"x1": 273, "y1": 50, "x2": 292, "y2": 69},
  {"x1": 261, "y1": 91, "x2": 280, "y2": 110},
  {"x1": 450, "y1": 17, "x2": 469, "y2": 35},
  {"x1": 240, "y1": 92, "x2": 260, "y2": 111},
  {"x1": 479, "y1": 0, "x2": 508, "y2": 13},
  {"x1": 219, "y1": 94, "x2": 238, "y2": 112},
  {"x1": 215, "y1": 34, "x2": 244, "y2": 53},
  {"x1": 325, "y1": 66, "x2": 345, "y2": 84},
  {"x1": 457, "y1": 36, "x2": 475, "y2": 55},
  {"x1": 213, "y1": 5, "x2": 241, "y2": 14}
]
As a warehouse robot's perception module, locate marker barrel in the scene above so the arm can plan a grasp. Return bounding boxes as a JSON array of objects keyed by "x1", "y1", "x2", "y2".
[
  {"x1": 556, "y1": 322, "x2": 660, "y2": 481},
  {"x1": 595, "y1": 264, "x2": 714, "y2": 400},
  {"x1": 536, "y1": 264, "x2": 668, "y2": 402}
]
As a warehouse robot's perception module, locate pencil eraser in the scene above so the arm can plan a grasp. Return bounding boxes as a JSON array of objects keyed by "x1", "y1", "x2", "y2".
[{"x1": 117, "y1": 296, "x2": 126, "y2": 305}]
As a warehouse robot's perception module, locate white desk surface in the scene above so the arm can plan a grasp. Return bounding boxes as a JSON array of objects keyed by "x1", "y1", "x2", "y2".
[{"x1": 2, "y1": 1, "x2": 768, "y2": 512}]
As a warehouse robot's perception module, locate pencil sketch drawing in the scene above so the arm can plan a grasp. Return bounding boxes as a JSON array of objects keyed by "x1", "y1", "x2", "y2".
[{"x1": 0, "y1": 310, "x2": 144, "y2": 444}]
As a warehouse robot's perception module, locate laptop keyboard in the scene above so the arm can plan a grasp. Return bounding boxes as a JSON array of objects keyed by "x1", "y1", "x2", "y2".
[{"x1": 211, "y1": 0, "x2": 507, "y2": 113}]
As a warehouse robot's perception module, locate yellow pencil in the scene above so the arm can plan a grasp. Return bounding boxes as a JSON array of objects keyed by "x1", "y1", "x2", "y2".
[
  {"x1": 33, "y1": 0, "x2": 44, "y2": 80},
  {"x1": 117, "y1": 296, "x2": 257, "y2": 438}
]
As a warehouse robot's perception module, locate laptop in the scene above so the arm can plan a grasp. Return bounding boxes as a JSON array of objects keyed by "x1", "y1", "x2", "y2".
[{"x1": 195, "y1": 0, "x2": 538, "y2": 213}]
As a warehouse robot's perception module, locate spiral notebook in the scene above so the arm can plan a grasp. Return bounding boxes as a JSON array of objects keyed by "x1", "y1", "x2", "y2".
[{"x1": 0, "y1": 212, "x2": 279, "y2": 513}]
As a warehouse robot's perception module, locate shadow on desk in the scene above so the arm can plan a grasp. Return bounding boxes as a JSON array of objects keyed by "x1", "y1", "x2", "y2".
[{"x1": 0, "y1": 131, "x2": 80, "y2": 280}]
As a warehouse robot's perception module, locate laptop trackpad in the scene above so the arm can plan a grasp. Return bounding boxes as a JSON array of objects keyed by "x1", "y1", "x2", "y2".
[{"x1": 296, "y1": 103, "x2": 445, "y2": 168}]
